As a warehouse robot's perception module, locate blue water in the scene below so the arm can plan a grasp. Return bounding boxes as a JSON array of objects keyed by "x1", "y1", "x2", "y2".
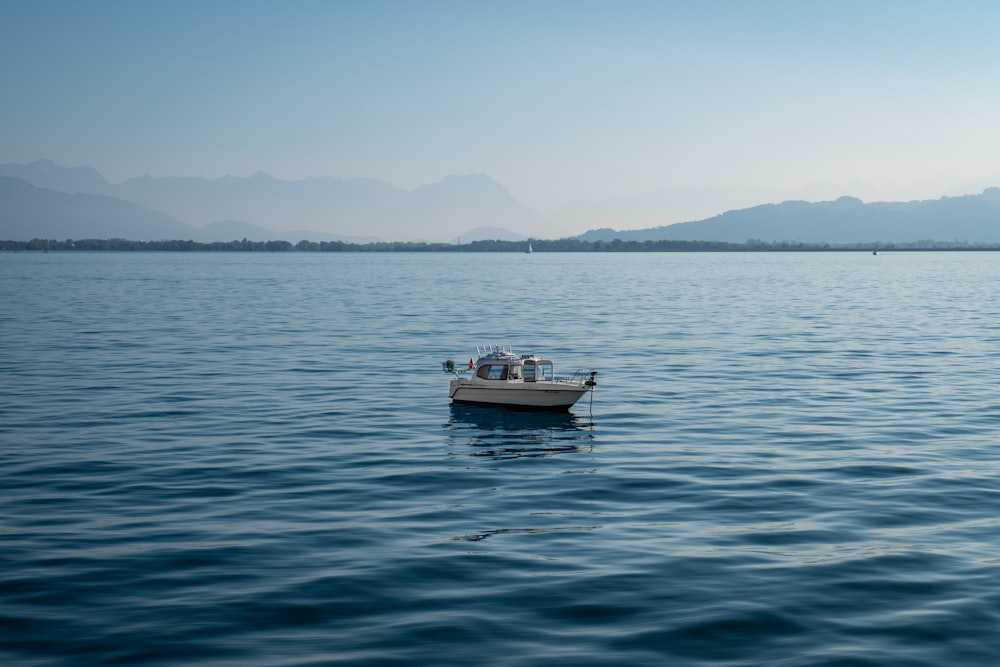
[{"x1": 3, "y1": 251, "x2": 1000, "y2": 666}]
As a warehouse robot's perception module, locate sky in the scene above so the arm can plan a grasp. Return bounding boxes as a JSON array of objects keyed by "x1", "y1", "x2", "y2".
[{"x1": 3, "y1": 0, "x2": 1000, "y2": 229}]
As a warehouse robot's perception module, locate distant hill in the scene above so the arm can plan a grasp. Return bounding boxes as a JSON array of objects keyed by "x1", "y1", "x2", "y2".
[
  {"x1": 578, "y1": 190, "x2": 1000, "y2": 244},
  {"x1": 451, "y1": 226, "x2": 530, "y2": 243},
  {"x1": 7, "y1": 159, "x2": 1000, "y2": 244},
  {"x1": 111, "y1": 171, "x2": 407, "y2": 235},
  {"x1": 0, "y1": 177, "x2": 196, "y2": 241},
  {"x1": 0, "y1": 159, "x2": 113, "y2": 196},
  {"x1": 0, "y1": 177, "x2": 391, "y2": 242},
  {"x1": 0, "y1": 160, "x2": 550, "y2": 242},
  {"x1": 397, "y1": 174, "x2": 542, "y2": 241},
  {"x1": 197, "y1": 220, "x2": 379, "y2": 244}
]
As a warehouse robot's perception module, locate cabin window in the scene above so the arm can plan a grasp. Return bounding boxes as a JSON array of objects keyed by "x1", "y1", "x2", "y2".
[
  {"x1": 509, "y1": 365, "x2": 521, "y2": 380},
  {"x1": 523, "y1": 362, "x2": 536, "y2": 381},
  {"x1": 477, "y1": 364, "x2": 509, "y2": 380},
  {"x1": 537, "y1": 362, "x2": 554, "y2": 380}
]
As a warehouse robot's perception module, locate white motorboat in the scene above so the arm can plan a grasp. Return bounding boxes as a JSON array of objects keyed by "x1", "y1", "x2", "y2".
[{"x1": 443, "y1": 345, "x2": 596, "y2": 411}]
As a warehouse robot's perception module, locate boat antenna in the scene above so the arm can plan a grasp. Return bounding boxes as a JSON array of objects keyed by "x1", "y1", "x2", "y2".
[{"x1": 586, "y1": 370, "x2": 598, "y2": 419}]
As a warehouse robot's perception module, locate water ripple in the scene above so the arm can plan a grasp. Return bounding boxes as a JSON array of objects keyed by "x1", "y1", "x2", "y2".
[{"x1": 4, "y1": 252, "x2": 1000, "y2": 666}]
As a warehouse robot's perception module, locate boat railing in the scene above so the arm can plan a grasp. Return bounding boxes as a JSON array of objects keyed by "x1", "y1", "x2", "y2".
[
  {"x1": 476, "y1": 343, "x2": 514, "y2": 358},
  {"x1": 569, "y1": 369, "x2": 599, "y2": 388}
]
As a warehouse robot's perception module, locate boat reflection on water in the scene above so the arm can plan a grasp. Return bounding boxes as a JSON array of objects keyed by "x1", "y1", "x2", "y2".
[{"x1": 444, "y1": 404, "x2": 594, "y2": 460}]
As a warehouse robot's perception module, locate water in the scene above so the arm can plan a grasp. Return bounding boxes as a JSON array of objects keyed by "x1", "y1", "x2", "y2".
[{"x1": 3, "y1": 251, "x2": 1000, "y2": 666}]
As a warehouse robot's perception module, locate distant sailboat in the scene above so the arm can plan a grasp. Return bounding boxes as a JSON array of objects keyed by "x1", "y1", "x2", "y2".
[{"x1": 526, "y1": 243, "x2": 533, "y2": 254}]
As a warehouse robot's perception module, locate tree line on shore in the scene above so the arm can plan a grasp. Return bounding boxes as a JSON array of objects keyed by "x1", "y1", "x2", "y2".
[{"x1": 3, "y1": 237, "x2": 1000, "y2": 253}]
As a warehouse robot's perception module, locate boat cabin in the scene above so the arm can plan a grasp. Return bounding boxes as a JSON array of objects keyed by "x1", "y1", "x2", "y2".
[
  {"x1": 474, "y1": 354, "x2": 554, "y2": 382},
  {"x1": 467, "y1": 347, "x2": 556, "y2": 383}
]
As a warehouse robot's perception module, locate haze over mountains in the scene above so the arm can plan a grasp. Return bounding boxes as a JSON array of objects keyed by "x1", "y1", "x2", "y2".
[
  {"x1": 0, "y1": 160, "x2": 548, "y2": 243},
  {"x1": 2, "y1": 159, "x2": 1000, "y2": 244},
  {"x1": 580, "y1": 191, "x2": 1000, "y2": 245}
]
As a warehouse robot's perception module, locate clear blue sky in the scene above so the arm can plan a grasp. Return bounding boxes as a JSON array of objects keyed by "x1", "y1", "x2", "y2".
[{"x1": 3, "y1": 0, "x2": 1000, "y2": 216}]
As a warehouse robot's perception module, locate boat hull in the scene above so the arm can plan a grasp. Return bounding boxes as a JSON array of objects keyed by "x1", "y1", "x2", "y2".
[{"x1": 449, "y1": 379, "x2": 588, "y2": 412}]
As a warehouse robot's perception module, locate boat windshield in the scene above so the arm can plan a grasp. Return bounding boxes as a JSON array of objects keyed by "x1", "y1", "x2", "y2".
[
  {"x1": 477, "y1": 364, "x2": 509, "y2": 380},
  {"x1": 537, "y1": 361, "x2": 554, "y2": 380}
]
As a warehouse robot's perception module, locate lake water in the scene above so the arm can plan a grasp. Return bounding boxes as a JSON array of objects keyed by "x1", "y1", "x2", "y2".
[{"x1": 3, "y1": 251, "x2": 1000, "y2": 666}]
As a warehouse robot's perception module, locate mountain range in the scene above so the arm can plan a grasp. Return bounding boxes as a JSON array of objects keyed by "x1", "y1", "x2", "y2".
[
  {"x1": 2, "y1": 159, "x2": 1000, "y2": 244},
  {"x1": 579, "y1": 191, "x2": 1000, "y2": 244},
  {"x1": 0, "y1": 160, "x2": 546, "y2": 243}
]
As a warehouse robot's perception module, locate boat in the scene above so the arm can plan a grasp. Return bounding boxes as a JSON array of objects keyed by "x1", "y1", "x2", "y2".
[{"x1": 443, "y1": 345, "x2": 596, "y2": 411}]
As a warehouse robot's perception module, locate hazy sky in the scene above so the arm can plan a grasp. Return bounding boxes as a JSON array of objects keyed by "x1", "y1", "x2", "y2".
[{"x1": 4, "y1": 0, "x2": 1000, "y2": 217}]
